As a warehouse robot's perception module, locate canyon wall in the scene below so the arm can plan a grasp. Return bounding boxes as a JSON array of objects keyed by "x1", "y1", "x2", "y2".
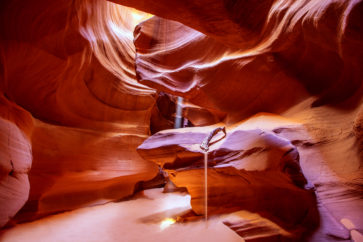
[
  {"x1": 128, "y1": 0, "x2": 363, "y2": 240},
  {"x1": 0, "y1": 0, "x2": 362, "y2": 240},
  {"x1": 0, "y1": 0, "x2": 159, "y2": 225},
  {"x1": 129, "y1": 0, "x2": 363, "y2": 121},
  {"x1": 0, "y1": 95, "x2": 33, "y2": 227}
]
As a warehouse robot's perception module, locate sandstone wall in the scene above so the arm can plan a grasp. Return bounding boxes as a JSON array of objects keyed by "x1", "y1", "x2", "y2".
[{"x1": 0, "y1": 0, "x2": 159, "y2": 224}]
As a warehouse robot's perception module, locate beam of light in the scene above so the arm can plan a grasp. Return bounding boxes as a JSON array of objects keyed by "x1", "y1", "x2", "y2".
[
  {"x1": 130, "y1": 9, "x2": 153, "y2": 24},
  {"x1": 160, "y1": 218, "x2": 176, "y2": 230}
]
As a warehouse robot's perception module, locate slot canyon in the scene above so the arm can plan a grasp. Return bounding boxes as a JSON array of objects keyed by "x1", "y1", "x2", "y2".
[{"x1": 0, "y1": 0, "x2": 362, "y2": 241}]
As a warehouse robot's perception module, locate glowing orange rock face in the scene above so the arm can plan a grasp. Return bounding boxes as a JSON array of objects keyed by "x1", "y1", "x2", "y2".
[
  {"x1": 137, "y1": 125, "x2": 318, "y2": 238},
  {"x1": 129, "y1": 7, "x2": 363, "y2": 239},
  {"x1": 131, "y1": 1, "x2": 363, "y2": 121},
  {"x1": 0, "y1": 0, "x2": 158, "y2": 224},
  {"x1": 0, "y1": 2, "x2": 362, "y2": 240},
  {"x1": 134, "y1": 17, "x2": 309, "y2": 124}
]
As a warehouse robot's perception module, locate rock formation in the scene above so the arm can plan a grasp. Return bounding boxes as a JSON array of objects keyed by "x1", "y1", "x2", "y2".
[
  {"x1": 0, "y1": 0, "x2": 362, "y2": 241},
  {"x1": 129, "y1": 2, "x2": 363, "y2": 238},
  {"x1": 0, "y1": 94, "x2": 33, "y2": 227},
  {"x1": 134, "y1": 17, "x2": 309, "y2": 123},
  {"x1": 117, "y1": 0, "x2": 363, "y2": 108},
  {"x1": 137, "y1": 123, "x2": 319, "y2": 239},
  {"x1": 0, "y1": 0, "x2": 159, "y2": 225}
]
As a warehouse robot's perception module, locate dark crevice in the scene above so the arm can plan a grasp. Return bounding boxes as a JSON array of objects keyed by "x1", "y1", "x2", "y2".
[{"x1": 9, "y1": 159, "x2": 15, "y2": 177}]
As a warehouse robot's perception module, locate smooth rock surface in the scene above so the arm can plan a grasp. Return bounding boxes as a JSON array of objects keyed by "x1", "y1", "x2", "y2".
[
  {"x1": 0, "y1": 95, "x2": 33, "y2": 227},
  {"x1": 0, "y1": 0, "x2": 159, "y2": 222},
  {"x1": 138, "y1": 123, "x2": 318, "y2": 238},
  {"x1": 120, "y1": 0, "x2": 363, "y2": 108},
  {"x1": 0, "y1": 0, "x2": 362, "y2": 241}
]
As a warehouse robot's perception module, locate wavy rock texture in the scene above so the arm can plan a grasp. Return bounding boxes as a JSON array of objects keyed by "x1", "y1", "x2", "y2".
[
  {"x1": 129, "y1": 1, "x2": 362, "y2": 120},
  {"x1": 223, "y1": 214, "x2": 293, "y2": 242},
  {"x1": 0, "y1": 0, "x2": 158, "y2": 223},
  {"x1": 0, "y1": 95, "x2": 33, "y2": 227},
  {"x1": 275, "y1": 99, "x2": 363, "y2": 241},
  {"x1": 150, "y1": 93, "x2": 225, "y2": 134},
  {"x1": 0, "y1": 0, "x2": 362, "y2": 241},
  {"x1": 139, "y1": 106, "x2": 363, "y2": 240},
  {"x1": 134, "y1": 17, "x2": 309, "y2": 123},
  {"x1": 138, "y1": 124, "x2": 318, "y2": 238},
  {"x1": 123, "y1": 1, "x2": 362, "y2": 239}
]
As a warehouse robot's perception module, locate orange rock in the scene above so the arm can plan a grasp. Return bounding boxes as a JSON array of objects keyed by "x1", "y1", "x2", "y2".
[
  {"x1": 134, "y1": 17, "x2": 309, "y2": 123},
  {"x1": 0, "y1": 0, "x2": 159, "y2": 223},
  {"x1": 0, "y1": 95, "x2": 33, "y2": 227},
  {"x1": 130, "y1": 1, "x2": 363, "y2": 118},
  {"x1": 138, "y1": 125, "x2": 318, "y2": 234}
]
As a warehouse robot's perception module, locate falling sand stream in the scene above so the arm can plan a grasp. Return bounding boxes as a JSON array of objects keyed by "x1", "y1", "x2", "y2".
[
  {"x1": 204, "y1": 151, "x2": 208, "y2": 226},
  {"x1": 200, "y1": 127, "x2": 226, "y2": 227}
]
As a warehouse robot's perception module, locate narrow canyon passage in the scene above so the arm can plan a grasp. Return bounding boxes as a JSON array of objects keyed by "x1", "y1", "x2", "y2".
[{"x1": 0, "y1": 0, "x2": 362, "y2": 241}]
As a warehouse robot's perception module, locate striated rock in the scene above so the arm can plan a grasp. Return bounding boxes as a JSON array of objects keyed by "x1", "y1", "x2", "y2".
[
  {"x1": 172, "y1": 168, "x2": 316, "y2": 229},
  {"x1": 224, "y1": 221, "x2": 291, "y2": 242},
  {"x1": 182, "y1": 100, "x2": 226, "y2": 127},
  {"x1": 138, "y1": 126, "x2": 306, "y2": 186},
  {"x1": 124, "y1": 0, "x2": 363, "y2": 104},
  {"x1": 126, "y1": 4, "x2": 363, "y2": 237},
  {"x1": 150, "y1": 93, "x2": 224, "y2": 134},
  {"x1": 223, "y1": 211, "x2": 294, "y2": 241},
  {"x1": 23, "y1": 119, "x2": 158, "y2": 216},
  {"x1": 0, "y1": 94, "x2": 33, "y2": 227},
  {"x1": 139, "y1": 108, "x2": 363, "y2": 240},
  {"x1": 275, "y1": 100, "x2": 363, "y2": 241},
  {"x1": 111, "y1": 0, "x2": 273, "y2": 49},
  {"x1": 134, "y1": 17, "x2": 309, "y2": 123},
  {"x1": 129, "y1": 0, "x2": 363, "y2": 121},
  {"x1": 138, "y1": 124, "x2": 318, "y2": 235},
  {"x1": 0, "y1": 0, "x2": 159, "y2": 221},
  {"x1": 0, "y1": 1, "x2": 362, "y2": 241}
]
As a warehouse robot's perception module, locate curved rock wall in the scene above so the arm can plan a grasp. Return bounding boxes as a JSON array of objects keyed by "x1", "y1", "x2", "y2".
[
  {"x1": 125, "y1": 0, "x2": 363, "y2": 239},
  {"x1": 0, "y1": 0, "x2": 159, "y2": 224},
  {"x1": 115, "y1": 0, "x2": 363, "y2": 117},
  {"x1": 134, "y1": 17, "x2": 310, "y2": 123},
  {"x1": 138, "y1": 124, "x2": 319, "y2": 238},
  {"x1": 0, "y1": 0, "x2": 362, "y2": 240},
  {"x1": 0, "y1": 95, "x2": 33, "y2": 227}
]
